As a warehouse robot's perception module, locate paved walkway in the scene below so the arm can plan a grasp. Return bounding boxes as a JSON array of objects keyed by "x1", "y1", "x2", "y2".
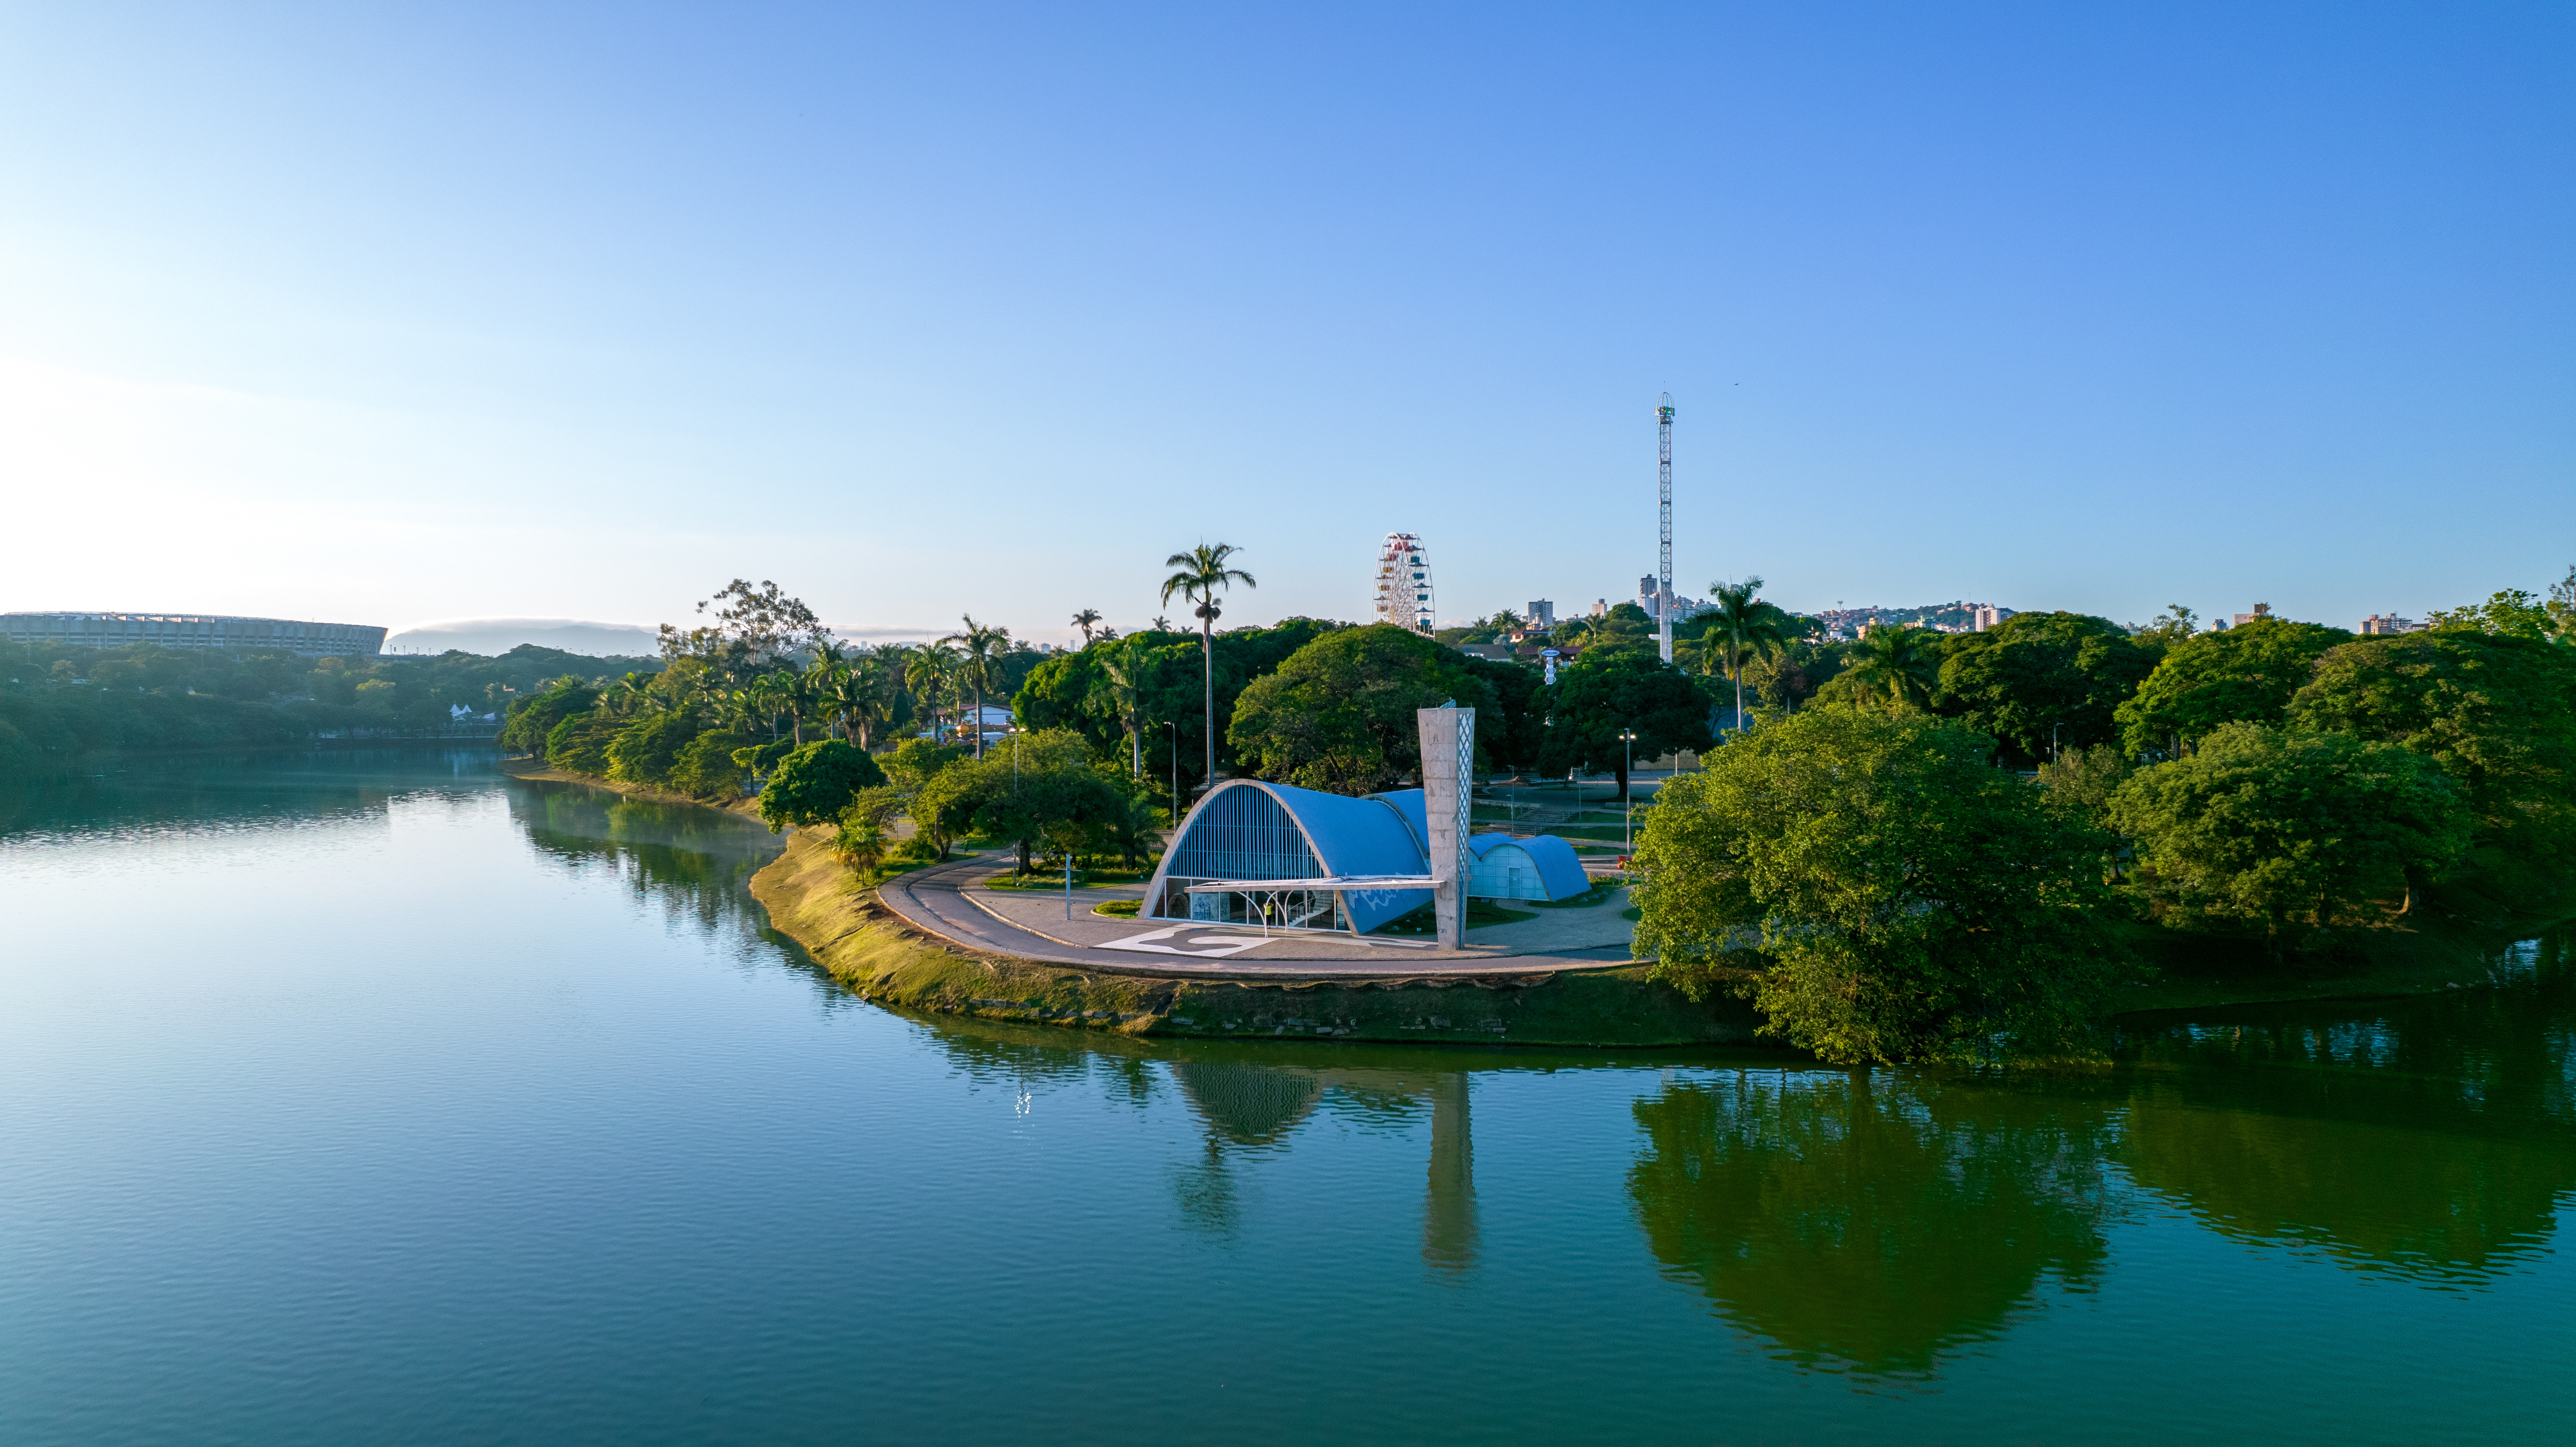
[{"x1": 874, "y1": 854, "x2": 1643, "y2": 980}]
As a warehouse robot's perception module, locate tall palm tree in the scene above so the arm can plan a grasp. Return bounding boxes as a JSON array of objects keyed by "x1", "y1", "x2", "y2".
[
  {"x1": 1160, "y1": 543, "x2": 1255, "y2": 795},
  {"x1": 1090, "y1": 635, "x2": 1151, "y2": 775},
  {"x1": 1071, "y1": 608, "x2": 1103, "y2": 645},
  {"x1": 906, "y1": 642, "x2": 958, "y2": 747},
  {"x1": 1701, "y1": 576, "x2": 1796, "y2": 732},
  {"x1": 1844, "y1": 623, "x2": 1943, "y2": 712},
  {"x1": 939, "y1": 617, "x2": 1012, "y2": 757}
]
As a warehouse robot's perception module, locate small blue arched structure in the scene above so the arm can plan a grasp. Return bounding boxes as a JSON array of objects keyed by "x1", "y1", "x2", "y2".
[
  {"x1": 1143, "y1": 779, "x2": 1589, "y2": 934},
  {"x1": 1466, "y1": 833, "x2": 1591, "y2": 903}
]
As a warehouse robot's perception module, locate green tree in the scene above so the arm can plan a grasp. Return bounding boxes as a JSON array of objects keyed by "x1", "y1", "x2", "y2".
[
  {"x1": 1933, "y1": 611, "x2": 2163, "y2": 764},
  {"x1": 918, "y1": 727, "x2": 1134, "y2": 873},
  {"x1": 1228, "y1": 625, "x2": 1499, "y2": 795},
  {"x1": 1742, "y1": 638, "x2": 1848, "y2": 713},
  {"x1": 2125, "y1": 603, "x2": 2200, "y2": 647},
  {"x1": 605, "y1": 708, "x2": 703, "y2": 786},
  {"x1": 2107, "y1": 723, "x2": 2471, "y2": 946},
  {"x1": 668, "y1": 727, "x2": 752, "y2": 797},
  {"x1": 2286, "y1": 631, "x2": 2576, "y2": 873},
  {"x1": 2428, "y1": 585, "x2": 2568, "y2": 643},
  {"x1": 545, "y1": 712, "x2": 620, "y2": 776},
  {"x1": 660, "y1": 578, "x2": 826, "y2": 672},
  {"x1": 1825, "y1": 623, "x2": 1941, "y2": 712},
  {"x1": 1633, "y1": 708, "x2": 2124, "y2": 1065},
  {"x1": 1092, "y1": 635, "x2": 1153, "y2": 775},
  {"x1": 905, "y1": 642, "x2": 959, "y2": 748},
  {"x1": 1697, "y1": 576, "x2": 1796, "y2": 731},
  {"x1": 940, "y1": 616, "x2": 1012, "y2": 758},
  {"x1": 2114, "y1": 617, "x2": 2351, "y2": 758},
  {"x1": 1537, "y1": 648, "x2": 1713, "y2": 801},
  {"x1": 1161, "y1": 542, "x2": 1258, "y2": 794},
  {"x1": 883, "y1": 738, "x2": 966, "y2": 792},
  {"x1": 2035, "y1": 743, "x2": 2130, "y2": 829},
  {"x1": 832, "y1": 786, "x2": 907, "y2": 880},
  {"x1": 757, "y1": 739, "x2": 891, "y2": 832},
  {"x1": 501, "y1": 675, "x2": 596, "y2": 756},
  {"x1": 1071, "y1": 608, "x2": 1104, "y2": 644},
  {"x1": 1455, "y1": 651, "x2": 1546, "y2": 770}
]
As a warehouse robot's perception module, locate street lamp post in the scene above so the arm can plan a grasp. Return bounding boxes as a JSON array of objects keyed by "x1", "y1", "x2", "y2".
[{"x1": 1619, "y1": 728, "x2": 1639, "y2": 854}]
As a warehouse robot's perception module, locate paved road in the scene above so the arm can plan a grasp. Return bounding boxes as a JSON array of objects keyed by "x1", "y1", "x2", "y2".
[{"x1": 875, "y1": 855, "x2": 1637, "y2": 980}]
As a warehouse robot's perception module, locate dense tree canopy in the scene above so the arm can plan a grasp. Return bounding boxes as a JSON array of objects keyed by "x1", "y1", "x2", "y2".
[
  {"x1": 0, "y1": 640, "x2": 660, "y2": 778},
  {"x1": 1934, "y1": 611, "x2": 2163, "y2": 763},
  {"x1": 1537, "y1": 648, "x2": 1714, "y2": 798},
  {"x1": 1011, "y1": 619, "x2": 1340, "y2": 794},
  {"x1": 2114, "y1": 617, "x2": 2351, "y2": 758},
  {"x1": 1633, "y1": 709, "x2": 2124, "y2": 1065},
  {"x1": 1228, "y1": 625, "x2": 1499, "y2": 795},
  {"x1": 2108, "y1": 723, "x2": 2470, "y2": 945},
  {"x1": 503, "y1": 674, "x2": 600, "y2": 755},
  {"x1": 2286, "y1": 631, "x2": 2576, "y2": 870}
]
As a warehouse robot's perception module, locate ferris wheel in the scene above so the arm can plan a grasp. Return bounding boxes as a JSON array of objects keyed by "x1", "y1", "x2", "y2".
[{"x1": 1373, "y1": 533, "x2": 1435, "y2": 634}]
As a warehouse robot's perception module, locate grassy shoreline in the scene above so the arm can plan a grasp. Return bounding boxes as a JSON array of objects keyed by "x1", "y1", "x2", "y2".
[
  {"x1": 750, "y1": 829, "x2": 1769, "y2": 1046},
  {"x1": 503, "y1": 759, "x2": 2562, "y2": 1042}
]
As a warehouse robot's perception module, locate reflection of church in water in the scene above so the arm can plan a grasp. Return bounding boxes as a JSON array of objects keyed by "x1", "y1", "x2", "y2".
[{"x1": 1167, "y1": 1061, "x2": 1478, "y2": 1272}]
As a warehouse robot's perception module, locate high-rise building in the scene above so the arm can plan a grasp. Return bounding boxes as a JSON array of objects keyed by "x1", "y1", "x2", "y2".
[
  {"x1": 1524, "y1": 600, "x2": 1556, "y2": 628},
  {"x1": 2359, "y1": 613, "x2": 2426, "y2": 635}
]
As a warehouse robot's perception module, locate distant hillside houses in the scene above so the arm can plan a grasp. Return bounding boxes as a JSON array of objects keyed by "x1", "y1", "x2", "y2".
[{"x1": 1809, "y1": 602, "x2": 2016, "y2": 641}]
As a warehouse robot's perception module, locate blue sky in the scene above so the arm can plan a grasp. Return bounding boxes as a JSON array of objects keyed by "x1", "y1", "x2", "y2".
[{"x1": 3, "y1": 2, "x2": 2568, "y2": 645}]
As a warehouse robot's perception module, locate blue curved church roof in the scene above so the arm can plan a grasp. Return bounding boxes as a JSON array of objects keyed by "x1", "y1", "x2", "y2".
[
  {"x1": 1364, "y1": 789, "x2": 1429, "y2": 855},
  {"x1": 1155, "y1": 780, "x2": 1589, "y2": 931},
  {"x1": 1265, "y1": 782, "x2": 1425, "y2": 880}
]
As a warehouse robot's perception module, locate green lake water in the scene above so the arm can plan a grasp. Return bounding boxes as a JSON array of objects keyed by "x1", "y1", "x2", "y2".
[{"x1": 2, "y1": 748, "x2": 2568, "y2": 1445}]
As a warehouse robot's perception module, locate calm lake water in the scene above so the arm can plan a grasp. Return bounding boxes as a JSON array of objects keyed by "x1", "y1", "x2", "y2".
[{"x1": 3, "y1": 748, "x2": 2569, "y2": 1445}]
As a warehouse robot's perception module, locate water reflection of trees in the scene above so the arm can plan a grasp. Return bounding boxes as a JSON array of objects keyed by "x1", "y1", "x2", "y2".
[
  {"x1": 0, "y1": 746, "x2": 496, "y2": 840},
  {"x1": 1626, "y1": 1069, "x2": 2118, "y2": 1378},
  {"x1": 2116, "y1": 929, "x2": 2576, "y2": 1283},
  {"x1": 506, "y1": 782, "x2": 783, "y2": 935}
]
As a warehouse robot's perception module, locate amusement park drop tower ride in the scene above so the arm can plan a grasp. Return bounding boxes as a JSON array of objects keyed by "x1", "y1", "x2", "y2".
[{"x1": 1657, "y1": 393, "x2": 1675, "y2": 665}]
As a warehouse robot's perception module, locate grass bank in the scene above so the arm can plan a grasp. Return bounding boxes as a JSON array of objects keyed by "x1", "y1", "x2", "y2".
[
  {"x1": 498, "y1": 755, "x2": 768, "y2": 819},
  {"x1": 749, "y1": 829, "x2": 1765, "y2": 1047}
]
